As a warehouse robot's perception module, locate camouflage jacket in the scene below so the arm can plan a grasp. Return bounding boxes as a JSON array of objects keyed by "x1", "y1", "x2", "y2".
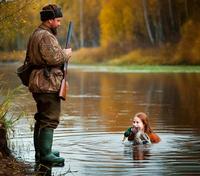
[{"x1": 27, "y1": 24, "x2": 69, "y2": 93}]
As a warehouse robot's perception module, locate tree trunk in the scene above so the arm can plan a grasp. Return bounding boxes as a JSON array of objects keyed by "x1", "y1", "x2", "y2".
[
  {"x1": 168, "y1": 0, "x2": 175, "y2": 30},
  {"x1": 72, "y1": 30, "x2": 80, "y2": 49},
  {"x1": 142, "y1": 0, "x2": 155, "y2": 45},
  {"x1": 157, "y1": 0, "x2": 164, "y2": 45},
  {"x1": 184, "y1": 0, "x2": 189, "y2": 18},
  {"x1": 79, "y1": 0, "x2": 84, "y2": 47}
]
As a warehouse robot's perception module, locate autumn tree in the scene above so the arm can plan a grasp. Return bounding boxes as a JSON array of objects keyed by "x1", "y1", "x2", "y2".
[
  {"x1": 99, "y1": 0, "x2": 147, "y2": 51},
  {"x1": 0, "y1": 0, "x2": 50, "y2": 51},
  {"x1": 61, "y1": 0, "x2": 101, "y2": 48}
]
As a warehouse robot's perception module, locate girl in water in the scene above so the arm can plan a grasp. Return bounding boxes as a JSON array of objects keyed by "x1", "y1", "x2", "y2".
[{"x1": 122, "y1": 112, "x2": 160, "y2": 144}]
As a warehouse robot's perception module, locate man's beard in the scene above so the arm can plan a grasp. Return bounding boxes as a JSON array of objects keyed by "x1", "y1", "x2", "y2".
[{"x1": 50, "y1": 27, "x2": 57, "y2": 36}]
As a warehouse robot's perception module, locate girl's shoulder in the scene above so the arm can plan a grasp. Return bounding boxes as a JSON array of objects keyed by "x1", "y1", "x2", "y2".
[{"x1": 148, "y1": 133, "x2": 161, "y2": 143}]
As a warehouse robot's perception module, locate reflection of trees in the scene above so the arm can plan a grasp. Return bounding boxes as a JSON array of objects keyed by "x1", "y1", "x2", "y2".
[
  {"x1": 99, "y1": 73, "x2": 164, "y2": 132},
  {"x1": 99, "y1": 72, "x2": 200, "y2": 131},
  {"x1": 166, "y1": 73, "x2": 200, "y2": 127},
  {"x1": 64, "y1": 70, "x2": 200, "y2": 132},
  {"x1": 62, "y1": 71, "x2": 102, "y2": 129},
  {"x1": 100, "y1": 73, "x2": 140, "y2": 131}
]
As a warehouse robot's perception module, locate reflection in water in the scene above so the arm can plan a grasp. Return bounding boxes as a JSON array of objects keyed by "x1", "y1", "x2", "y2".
[
  {"x1": 1, "y1": 63, "x2": 200, "y2": 175},
  {"x1": 132, "y1": 145, "x2": 150, "y2": 161},
  {"x1": 123, "y1": 142, "x2": 151, "y2": 161}
]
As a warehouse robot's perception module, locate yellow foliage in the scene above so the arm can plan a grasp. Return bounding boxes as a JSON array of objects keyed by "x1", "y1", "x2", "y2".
[
  {"x1": 107, "y1": 49, "x2": 158, "y2": 65},
  {"x1": 71, "y1": 47, "x2": 108, "y2": 64},
  {"x1": 99, "y1": 0, "x2": 144, "y2": 48},
  {"x1": 71, "y1": 44, "x2": 176, "y2": 66},
  {"x1": 175, "y1": 20, "x2": 200, "y2": 64},
  {"x1": 191, "y1": 28, "x2": 200, "y2": 64},
  {"x1": 0, "y1": 50, "x2": 25, "y2": 62},
  {"x1": 0, "y1": 0, "x2": 60, "y2": 50},
  {"x1": 108, "y1": 46, "x2": 175, "y2": 65}
]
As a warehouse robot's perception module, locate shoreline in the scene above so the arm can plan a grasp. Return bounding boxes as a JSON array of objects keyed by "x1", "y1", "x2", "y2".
[
  {"x1": 1, "y1": 61, "x2": 200, "y2": 73},
  {"x1": 69, "y1": 64, "x2": 200, "y2": 73},
  {"x1": 0, "y1": 123, "x2": 33, "y2": 176},
  {"x1": 0, "y1": 156, "x2": 33, "y2": 176}
]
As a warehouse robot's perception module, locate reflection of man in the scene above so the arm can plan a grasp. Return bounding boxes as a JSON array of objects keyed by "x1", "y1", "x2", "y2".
[{"x1": 27, "y1": 4, "x2": 72, "y2": 166}]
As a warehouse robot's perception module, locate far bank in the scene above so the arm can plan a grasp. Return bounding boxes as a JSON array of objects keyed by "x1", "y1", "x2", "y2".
[{"x1": 0, "y1": 45, "x2": 200, "y2": 67}]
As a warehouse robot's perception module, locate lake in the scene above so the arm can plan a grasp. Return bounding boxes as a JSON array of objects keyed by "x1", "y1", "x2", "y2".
[{"x1": 1, "y1": 62, "x2": 200, "y2": 175}]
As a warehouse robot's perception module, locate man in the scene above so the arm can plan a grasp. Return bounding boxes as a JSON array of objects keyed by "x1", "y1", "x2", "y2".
[{"x1": 27, "y1": 4, "x2": 72, "y2": 166}]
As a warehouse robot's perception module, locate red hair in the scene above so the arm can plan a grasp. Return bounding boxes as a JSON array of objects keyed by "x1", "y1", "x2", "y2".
[{"x1": 134, "y1": 112, "x2": 152, "y2": 134}]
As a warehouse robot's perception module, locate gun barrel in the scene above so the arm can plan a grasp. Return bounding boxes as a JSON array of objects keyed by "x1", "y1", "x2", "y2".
[
  {"x1": 66, "y1": 21, "x2": 73, "y2": 48},
  {"x1": 59, "y1": 21, "x2": 73, "y2": 101}
]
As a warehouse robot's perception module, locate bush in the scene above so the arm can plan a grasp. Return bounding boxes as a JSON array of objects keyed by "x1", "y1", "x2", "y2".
[
  {"x1": 71, "y1": 47, "x2": 110, "y2": 64},
  {"x1": 0, "y1": 50, "x2": 25, "y2": 62},
  {"x1": 107, "y1": 46, "x2": 175, "y2": 65},
  {"x1": 175, "y1": 20, "x2": 200, "y2": 64}
]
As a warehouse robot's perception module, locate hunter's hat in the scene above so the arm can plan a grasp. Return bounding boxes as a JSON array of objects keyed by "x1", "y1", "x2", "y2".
[{"x1": 40, "y1": 4, "x2": 63, "y2": 21}]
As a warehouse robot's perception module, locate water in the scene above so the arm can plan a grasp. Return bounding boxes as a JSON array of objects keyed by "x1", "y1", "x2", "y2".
[{"x1": 1, "y1": 62, "x2": 200, "y2": 175}]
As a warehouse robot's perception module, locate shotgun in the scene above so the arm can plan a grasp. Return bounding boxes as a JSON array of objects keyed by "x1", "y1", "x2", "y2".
[{"x1": 59, "y1": 21, "x2": 73, "y2": 100}]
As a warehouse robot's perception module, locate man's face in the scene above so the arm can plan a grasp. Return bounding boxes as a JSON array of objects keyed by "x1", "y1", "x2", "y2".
[
  {"x1": 49, "y1": 17, "x2": 62, "y2": 35},
  {"x1": 50, "y1": 18, "x2": 62, "y2": 28}
]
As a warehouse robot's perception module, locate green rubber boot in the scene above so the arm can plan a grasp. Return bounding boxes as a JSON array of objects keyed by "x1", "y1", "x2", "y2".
[
  {"x1": 38, "y1": 127, "x2": 65, "y2": 166},
  {"x1": 34, "y1": 122, "x2": 59, "y2": 162}
]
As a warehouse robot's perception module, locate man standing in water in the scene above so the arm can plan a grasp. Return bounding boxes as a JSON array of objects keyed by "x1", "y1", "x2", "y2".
[{"x1": 26, "y1": 4, "x2": 72, "y2": 166}]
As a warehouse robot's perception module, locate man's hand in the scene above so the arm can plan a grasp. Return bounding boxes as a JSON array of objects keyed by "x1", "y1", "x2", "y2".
[{"x1": 64, "y1": 48, "x2": 72, "y2": 59}]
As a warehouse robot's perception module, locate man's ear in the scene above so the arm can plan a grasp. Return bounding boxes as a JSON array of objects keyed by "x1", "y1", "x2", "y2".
[{"x1": 48, "y1": 19, "x2": 54, "y2": 25}]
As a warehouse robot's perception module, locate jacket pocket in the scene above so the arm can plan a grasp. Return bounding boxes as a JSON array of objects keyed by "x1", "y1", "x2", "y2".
[{"x1": 29, "y1": 68, "x2": 63, "y2": 93}]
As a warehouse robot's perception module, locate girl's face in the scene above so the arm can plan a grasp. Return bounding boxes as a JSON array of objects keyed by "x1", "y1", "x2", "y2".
[{"x1": 132, "y1": 116, "x2": 144, "y2": 131}]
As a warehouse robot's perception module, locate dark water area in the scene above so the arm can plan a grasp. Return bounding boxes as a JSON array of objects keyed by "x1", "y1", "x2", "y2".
[{"x1": 0, "y1": 62, "x2": 200, "y2": 175}]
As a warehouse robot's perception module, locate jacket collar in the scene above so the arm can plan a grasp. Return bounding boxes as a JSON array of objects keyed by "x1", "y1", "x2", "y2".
[{"x1": 38, "y1": 23, "x2": 53, "y2": 35}]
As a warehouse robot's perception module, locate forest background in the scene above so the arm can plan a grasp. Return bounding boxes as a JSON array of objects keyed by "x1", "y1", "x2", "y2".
[{"x1": 0, "y1": 0, "x2": 200, "y2": 65}]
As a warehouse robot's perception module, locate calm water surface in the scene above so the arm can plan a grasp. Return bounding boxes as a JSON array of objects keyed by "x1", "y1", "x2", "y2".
[{"x1": 1, "y1": 63, "x2": 200, "y2": 176}]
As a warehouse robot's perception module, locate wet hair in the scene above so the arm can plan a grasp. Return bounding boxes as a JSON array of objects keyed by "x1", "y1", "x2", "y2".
[
  {"x1": 40, "y1": 4, "x2": 63, "y2": 21},
  {"x1": 134, "y1": 112, "x2": 152, "y2": 134}
]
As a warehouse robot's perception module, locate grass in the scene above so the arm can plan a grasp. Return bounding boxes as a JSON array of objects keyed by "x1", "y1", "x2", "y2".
[
  {"x1": 70, "y1": 64, "x2": 200, "y2": 73},
  {"x1": 0, "y1": 50, "x2": 25, "y2": 62},
  {"x1": 0, "y1": 76, "x2": 31, "y2": 175},
  {"x1": 118, "y1": 65, "x2": 200, "y2": 73},
  {"x1": 72, "y1": 47, "x2": 109, "y2": 64},
  {"x1": 107, "y1": 47, "x2": 174, "y2": 65},
  {"x1": 0, "y1": 48, "x2": 200, "y2": 73},
  {"x1": 0, "y1": 84, "x2": 25, "y2": 133}
]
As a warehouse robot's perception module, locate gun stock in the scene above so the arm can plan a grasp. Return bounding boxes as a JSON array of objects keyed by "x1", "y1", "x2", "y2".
[
  {"x1": 59, "y1": 77, "x2": 69, "y2": 100},
  {"x1": 59, "y1": 21, "x2": 73, "y2": 100}
]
